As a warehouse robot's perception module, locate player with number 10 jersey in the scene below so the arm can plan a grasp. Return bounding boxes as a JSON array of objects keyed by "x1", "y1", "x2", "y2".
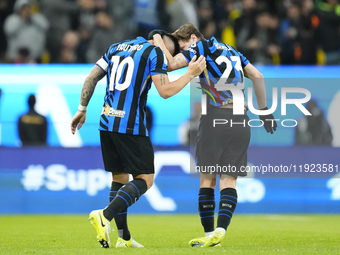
[
  {"x1": 70, "y1": 31, "x2": 207, "y2": 249},
  {"x1": 96, "y1": 37, "x2": 167, "y2": 136}
]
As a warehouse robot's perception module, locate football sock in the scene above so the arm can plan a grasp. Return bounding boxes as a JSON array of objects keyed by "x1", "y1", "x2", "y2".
[
  {"x1": 215, "y1": 227, "x2": 226, "y2": 235},
  {"x1": 198, "y1": 188, "x2": 215, "y2": 233},
  {"x1": 217, "y1": 188, "x2": 237, "y2": 230},
  {"x1": 109, "y1": 181, "x2": 131, "y2": 241},
  {"x1": 104, "y1": 179, "x2": 147, "y2": 222}
]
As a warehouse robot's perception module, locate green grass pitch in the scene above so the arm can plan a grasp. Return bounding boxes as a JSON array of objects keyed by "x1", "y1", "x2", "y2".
[{"x1": 0, "y1": 214, "x2": 339, "y2": 254}]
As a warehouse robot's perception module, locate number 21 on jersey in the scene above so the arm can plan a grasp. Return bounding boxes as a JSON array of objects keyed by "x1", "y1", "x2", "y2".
[{"x1": 215, "y1": 55, "x2": 244, "y2": 90}]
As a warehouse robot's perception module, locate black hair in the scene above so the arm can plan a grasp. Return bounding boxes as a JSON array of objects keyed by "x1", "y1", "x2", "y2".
[
  {"x1": 28, "y1": 94, "x2": 36, "y2": 109},
  {"x1": 147, "y1": 29, "x2": 167, "y2": 40},
  {"x1": 148, "y1": 29, "x2": 180, "y2": 56},
  {"x1": 164, "y1": 33, "x2": 180, "y2": 56}
]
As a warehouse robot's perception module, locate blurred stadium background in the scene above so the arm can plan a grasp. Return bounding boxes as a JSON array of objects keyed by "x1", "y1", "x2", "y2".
[{"x1": 0, "y1": 0, "x2": 340, "y2": 216}]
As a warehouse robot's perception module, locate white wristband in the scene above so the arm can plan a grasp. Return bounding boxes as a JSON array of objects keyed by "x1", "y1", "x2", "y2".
[{"x1": 78, "y1": 104, "x2": 88, "y2": 112}]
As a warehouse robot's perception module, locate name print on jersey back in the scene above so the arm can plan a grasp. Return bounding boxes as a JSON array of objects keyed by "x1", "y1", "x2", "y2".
[{"x1": 116, "y1": 43, "x2": 144, "y2": 52}]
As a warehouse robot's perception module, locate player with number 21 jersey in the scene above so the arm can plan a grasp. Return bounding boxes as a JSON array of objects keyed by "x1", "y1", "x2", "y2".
[{"x1": 181, "y1": 37, "x2": 249, "y2": 106}]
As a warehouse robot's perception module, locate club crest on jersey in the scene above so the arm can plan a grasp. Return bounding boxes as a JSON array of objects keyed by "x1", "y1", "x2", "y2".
[
  {"x1": 189, "y1": 48, "x2": 196, "y2": 54},
  {"x1": 101, "y1": 105, "x2": 125, "y2": 118}
]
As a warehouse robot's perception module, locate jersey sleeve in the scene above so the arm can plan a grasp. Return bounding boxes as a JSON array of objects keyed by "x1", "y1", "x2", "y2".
[
  {"x1": 237, "y1": 50, "x2": 250, "y2": 68},
  {"x1": 95, "y1": 44, "x2": 117, "y2": 73},
  {"x1": 96, "y1": 57, "x2": 109, "y2": 73},
  {"x1": 182, "y1": 41, "x2": 205, "y2": 63},
  {"x1": 181, "y1": 50, "x2": 192, "y2": 63},
  {"x1": 149, "y1": 47, "x2": 168, "y2": 76}
]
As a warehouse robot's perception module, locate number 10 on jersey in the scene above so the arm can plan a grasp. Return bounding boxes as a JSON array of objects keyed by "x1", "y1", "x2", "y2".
[{"x1": 109, "y1": 56, "x2": 134, "y2": 92}]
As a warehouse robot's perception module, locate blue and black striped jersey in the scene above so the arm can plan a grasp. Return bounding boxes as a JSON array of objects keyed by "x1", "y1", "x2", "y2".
[
  {"x1": 182, "y1": 37, "x2": 249, "y2": 106},
  {"x1": 96, "y1": 36, "x2": 167, "y2": 136}
]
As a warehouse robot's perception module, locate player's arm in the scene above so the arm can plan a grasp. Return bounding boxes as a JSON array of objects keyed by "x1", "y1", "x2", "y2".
[
  {"x1": 152, "y1": 55, "x2": 206, "y2": 99},
  {"x1": 244, "y1": 63, "x2": 277, "y2": 134},
  {"x1": 244, "y1": 63, "x2": 266, "y2": 109},
  {"x1": 79, "y1": 65, "x2": 105, "y2": 107},
  {"x1": 153, "y1": 34, "x2": 188, "y2": 71},
  {"x1": 71, "y1": 65, "x2": 106, "y2": 134}
]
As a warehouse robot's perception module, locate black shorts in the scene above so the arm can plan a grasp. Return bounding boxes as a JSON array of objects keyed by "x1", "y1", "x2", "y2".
[
  {"x1": 196, "y1": 107, "x2": 250, "y2": 176},
  {"x1": 100, "y1": 131, "x2": 154, "y2": 174}
]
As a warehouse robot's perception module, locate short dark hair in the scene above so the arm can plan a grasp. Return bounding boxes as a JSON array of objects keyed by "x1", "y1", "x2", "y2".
[
  {"x1": 173, "y1": 23, "x2": 204, "y2": 41},
  {"x1": 163, "y1": 33, "x2": 180, "y2": 56},
  {"x1": 148, "y1": 29, "x2": 180, "y2": 56},
  {"x1": 147, "y1": 29, "x2": 167, "y2": 40}
]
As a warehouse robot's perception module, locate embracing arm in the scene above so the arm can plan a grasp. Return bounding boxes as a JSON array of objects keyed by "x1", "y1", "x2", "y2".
[
  {"x1": 152, "y1": 73, "x2": 191, "y2": 99},
  {"x1": 71, "y1": 65, "x2": 105, "y2": 134},
  {"x1": 152, "y1": 55, "x2": 206, "y2": 99},
  {"x1": 153, "y1": 34, "x2": 188, "y2": 71}
]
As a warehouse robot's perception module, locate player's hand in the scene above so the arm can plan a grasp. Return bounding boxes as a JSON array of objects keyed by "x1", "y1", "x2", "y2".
[
  {"x1": 187, "y1": 55, "x2": 206, "y2": 79},
  {"x1": 259, "y1": 107, "x2": 277, "y2": 134},
  {"x1": 71, "y1": 110, "x2": 86, "y2": 134},
  {"x1": 152, "y1": 33, "x2": 167, "y2": 55},
  {"x1": 152, "y1": 33, "x2": 163, "y2": 46}
]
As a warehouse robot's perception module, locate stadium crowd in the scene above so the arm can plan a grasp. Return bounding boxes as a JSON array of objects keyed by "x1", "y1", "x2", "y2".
[{"x1": 0, "y1": 0, "x2": 339, "y2": 65}]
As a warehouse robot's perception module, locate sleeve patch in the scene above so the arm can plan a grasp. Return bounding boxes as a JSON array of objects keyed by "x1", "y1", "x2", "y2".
[{"x1": 96, "y1": 58, "x2": 109, "y2": 72}]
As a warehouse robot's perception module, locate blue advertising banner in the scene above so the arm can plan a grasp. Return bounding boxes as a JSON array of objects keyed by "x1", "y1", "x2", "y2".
[
  {"x1": 0, "y1": 146, "x2": 339, "y2": 214},
  {"x1": 1, "y1": 65, "x2": 340, "y2": 147}
]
